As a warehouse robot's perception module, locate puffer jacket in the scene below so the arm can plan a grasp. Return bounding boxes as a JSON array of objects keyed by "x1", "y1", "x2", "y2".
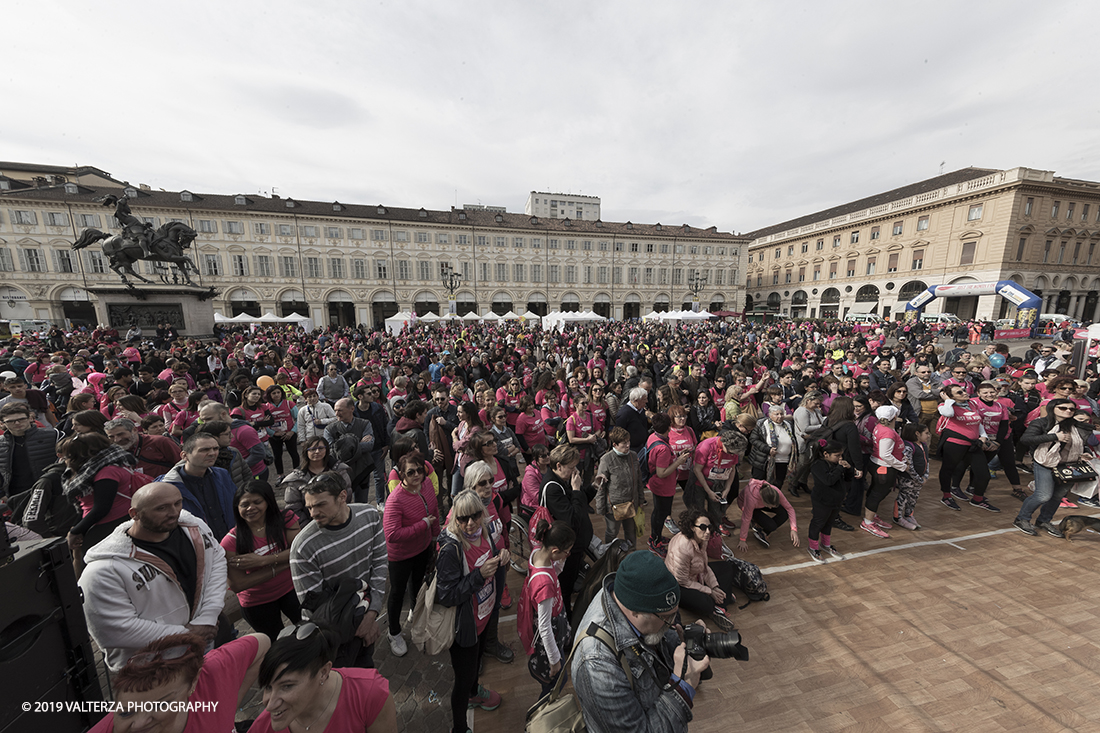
[
  {"x1": 281, "y1": 463, "x2": 352, "y2": 524},
  {"x1": 0, "y1": 425, "x2": 61, "y2": 496},
  {"x1": 664, "y1": 532, "x2": 717, "y2": 594},
  {"x1": 747, "y1": 418, "x2": 796, "y2": 469}
]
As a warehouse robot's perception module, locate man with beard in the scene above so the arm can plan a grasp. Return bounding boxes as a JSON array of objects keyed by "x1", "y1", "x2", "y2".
[
  {"x1": 572, "y1": 551, "x2": 711, "y2": 732},
  {"x1": 78, "y1": 482, "x2": 227, "y2": 672}
]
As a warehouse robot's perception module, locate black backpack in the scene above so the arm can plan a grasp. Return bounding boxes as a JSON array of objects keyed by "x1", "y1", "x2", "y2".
[
  {"x1": 5, "y1": 463, "x2": 77, "y2": 538},
  {"x1": 637, "y1": 437, "x2": 669, "y2": 485}
]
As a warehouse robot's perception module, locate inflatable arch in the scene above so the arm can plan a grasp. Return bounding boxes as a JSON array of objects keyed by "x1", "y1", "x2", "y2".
[{"x1": 903, "y1": 280, "x2": 1041, "y2": 328}]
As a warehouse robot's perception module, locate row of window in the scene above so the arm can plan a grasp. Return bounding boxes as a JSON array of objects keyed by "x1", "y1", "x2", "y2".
[
  {"x1": 1026, "y1": 238, "x2": 1099, "y2": 266},
  {"x1": 749, "y1": 206, "x2": 985, "y2": 265},
  {"x1": 3, "y1": 210, "x2": 736, "y2": 258},
  {"x1": 199, "y1": 253, "x2": 737, "y2": 287},
  {"x1": 751, "y1": 248, "x2": 937, "y2": 288},
  {"x1": 1025, "y1": 197, "x2": 1100, "y2": 223}
]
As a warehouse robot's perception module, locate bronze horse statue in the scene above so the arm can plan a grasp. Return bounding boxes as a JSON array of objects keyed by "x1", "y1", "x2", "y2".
[{"x1": 72, "y1": 194, "x2": 200, "y2": 287}]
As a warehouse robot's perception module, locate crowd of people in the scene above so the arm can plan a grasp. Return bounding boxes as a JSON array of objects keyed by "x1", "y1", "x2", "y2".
[{"x1": 1, "y1": 312, "x2": 1096, "y2": 733}]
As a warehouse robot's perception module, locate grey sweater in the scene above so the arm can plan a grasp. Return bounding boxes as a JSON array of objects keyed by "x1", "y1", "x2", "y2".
[
  {"x1": 594, "y1": 449, "x2": 642, "y2": 515},
  {"x1": 290, "y1": 504, "x2": 388, "y2": 615}
]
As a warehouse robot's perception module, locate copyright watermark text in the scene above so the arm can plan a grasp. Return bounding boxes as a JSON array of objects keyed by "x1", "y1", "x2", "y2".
[{"x1": 22, "y1": 701, "x2": 218, "y2": 714}]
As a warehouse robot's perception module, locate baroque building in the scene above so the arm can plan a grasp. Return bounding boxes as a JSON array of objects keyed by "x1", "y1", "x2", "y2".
[
  {"x1": 0, "y1": 164, "x2": 746, "y2": 329},
  {"x1": 745, "y1": 166, "x2": 1100, "y2": 322}
]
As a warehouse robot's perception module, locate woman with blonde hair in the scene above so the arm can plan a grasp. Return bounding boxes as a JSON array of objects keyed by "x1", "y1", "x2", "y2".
[{"x1": 437, "y1": 489, "x2": 508, "y2": 733}]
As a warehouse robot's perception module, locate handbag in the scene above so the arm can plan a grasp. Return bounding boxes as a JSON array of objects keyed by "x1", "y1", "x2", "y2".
[
  {"x1": 611, "y1": 501, "x2": 636, "y2": 521},
  {"x1": 409, "y1": 545, "x2": 460, "y2": 656},
  {"x1": 1053, "y1": 460, "x2": 1098, "y2": 483},
  {"x1": 525, "y1": 622, "x2": 632, "y2": 733}
]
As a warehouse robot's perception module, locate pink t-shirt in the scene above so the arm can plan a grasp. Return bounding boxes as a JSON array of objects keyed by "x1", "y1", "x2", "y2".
[
  {"x1": 693, "y1": 436, "x2": 738, "y2": 483},
  {"x1": 219, "y1": 509, "x2": 297, "y2": 607},
  {"x1": 975, "y1": 399, "x2": 1010, "y2": 436},
  {"x1": 645, "y1": 434, "x2": 677, "y2": 498},
  {"x1": 516, "y1": 412, "x2": 548, "y2": 448},
  {"x1": 464, "y1": 538, "x2": 496, "y2": 635},
  {"x1": 92, "y1": 635, "x2": 259, "y2": 733},
  {"x1": 941, "y1": 401, "x2": 983, "y2": 445},
  {"x1": 249, "y1": 667, "x2": 389, "y2": 733},
  {"x1": 78, "y1": 465, "x2": 137, "y2": 527},
  {"x1": 667, "y1": 426, "x2": 697, "y2": 481}
]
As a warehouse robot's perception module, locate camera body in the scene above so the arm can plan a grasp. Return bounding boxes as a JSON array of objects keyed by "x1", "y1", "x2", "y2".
[{"x1": 683, "y1": 623, "x2": 749, "y2": 661}]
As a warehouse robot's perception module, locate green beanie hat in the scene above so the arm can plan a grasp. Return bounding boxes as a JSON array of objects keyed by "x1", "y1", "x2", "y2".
[{"x1": 614, "y1": 551, "x2": 680, "y2": 614}]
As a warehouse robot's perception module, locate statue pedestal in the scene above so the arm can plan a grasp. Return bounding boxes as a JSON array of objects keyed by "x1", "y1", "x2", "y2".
[{"x1": 86, "y1": 285, "x2": 217, "y2": 338}]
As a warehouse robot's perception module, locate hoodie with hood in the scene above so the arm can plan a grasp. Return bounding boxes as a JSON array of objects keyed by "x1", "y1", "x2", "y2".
[{"x1": 78, "y1": 510, "x2": 227, "y2": 672}]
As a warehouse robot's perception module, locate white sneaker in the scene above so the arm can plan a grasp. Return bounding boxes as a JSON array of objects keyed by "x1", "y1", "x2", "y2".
[{"x1": 389, "y1": 631, "x2": 408, "y2": 657}]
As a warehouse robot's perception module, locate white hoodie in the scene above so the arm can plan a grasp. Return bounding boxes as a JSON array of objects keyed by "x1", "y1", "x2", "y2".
[{"x1": 78, "y1": 510, "x2": 227, "y2": 672}]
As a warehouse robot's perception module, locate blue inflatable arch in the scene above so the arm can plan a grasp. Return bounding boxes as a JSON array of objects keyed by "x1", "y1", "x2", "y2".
[{"x1": 903, "y1": 280, "x2": 1041, "y2": 328}]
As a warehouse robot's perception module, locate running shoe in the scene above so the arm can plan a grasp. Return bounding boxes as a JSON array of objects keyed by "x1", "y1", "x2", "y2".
[
  {"x1": 720, "y1": 517, "x2": 736, "y2": 529},
  {"x1": 1013, "y1": 518, "x2": 1038, "y2": 536},
  {"x1": 388, "y1": 632, "x2": 408, "y2": 657},
  {"x1": 665, "y1": 518, "x2": 681, "y2": 535},
  {"x1": 860, "y1": 520, "x2": 889, "y2": 538},
  {"x1": 969, "y1": 498, "x2": 1000, "y2": 513},
  {"x1": 823, "y1": 544, "x2": 844, "y2": 559},
  {"x1": 468, "y1": 684, "x2": 502, "y2": 710},
  {"x1": 1016, "y1": 463, "x2": 1032, "y2": 474},
  {"x1": 1036, "y1": 521, "x2": 1065, "y2": 538},
  {"x1": 832, "y1": 518, "x2": 856, "y2": 532},
  {"x1": 807, "y1": 547, "x2": 825, "y2": 563},
  {"x1": 648, "y1": 536, "x2": 668, "y2": 557},
  {"x1": 872, "y1": 515, "x2": 891, "y2": 530},
  {"x1": 1060, "y1": 497, "x2": 1078, "y2": 509},
  {"x1": 1075, "y1": 496, "x2": 1100, "y2": 508},
  {"x1": 951, "y1": 486, "x2": 972, "y2": 502},
  {"x1": 941, "y1": 496, "x2": 962, "y2": 511},
  {"x1": 712, "y1": 605, "x2": 736, "y2": 632},
  {"x1": 1011, "y1": 487, "x2": 1028, "y2": 502},
  {"x1": 895, "y1": 516, "x2": 919, "y2": 530},
  {"x1": 751, "y1": 525, "x2": 770, "y2": 548}
]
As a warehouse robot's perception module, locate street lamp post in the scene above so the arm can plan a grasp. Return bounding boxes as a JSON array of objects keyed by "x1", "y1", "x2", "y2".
[
  {"x1": 687, "y1": 271, "x2": 707, "y2": 312},
  {"x1": 441, "y1": 263, "x2": 462, "y2": 315}
]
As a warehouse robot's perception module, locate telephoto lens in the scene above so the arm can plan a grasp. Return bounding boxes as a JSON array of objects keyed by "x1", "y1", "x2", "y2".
[{"x1": 683, "y1": 623, "x2": 749, "y2": 661}]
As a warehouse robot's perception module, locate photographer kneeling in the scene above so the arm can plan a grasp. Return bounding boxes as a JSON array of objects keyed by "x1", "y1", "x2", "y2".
[{"x1": 573, "y1": 551, "x2": 716, "y2": 732}]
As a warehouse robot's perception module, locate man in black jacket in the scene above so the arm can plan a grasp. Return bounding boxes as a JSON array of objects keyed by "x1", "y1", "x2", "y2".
[
  {"x1": 0, "y1": 403, "x2": 59, "y2": 499},
  {"x1": 615, "y1": 387, "x2": 652, "y2": 452},
  {"x1": 325, "y1": 398, "x2": 375, "y2": 503}
]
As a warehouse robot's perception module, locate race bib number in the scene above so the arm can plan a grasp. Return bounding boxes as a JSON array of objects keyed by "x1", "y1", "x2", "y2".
[
  {"x1": 708, "y1": 466, "x2": 732, "y2": 482},
  {"x1": 476, "y1": 578, "x2": 496, "y2": 620}
]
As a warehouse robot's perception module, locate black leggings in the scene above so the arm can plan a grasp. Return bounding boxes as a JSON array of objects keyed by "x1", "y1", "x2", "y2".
[
  {"x1": 269, "y1": 433, "x2": 299, "y2": 474},
  {"x1": 751, "y1": 462, "x2": 789, "y2": 487},
  {"x1": 865, "y1": 466, "x2": 897, "y2": 514},
  {"x1": 650, "y1": 494, "x2": 675, "y2": 540},
  {"x1": 677, "y1": 561, "x2": 735, "y2": 619},
  {"x1": 752, "y1": 505, "x2": 789, "y2": 536},
  {"x1": 808, "y1": 501, "x2": 841, "y2": 542},
  {"x1": 559, "y1": 551, "x2": 584, "y2": 620},
  {"x1": 987, "y1": 440, "x2": 1021, "y2": 486},
  {"x1": 940, "y1": 440, "x2": 989, "y2": 497},
  {"x1": 449, "y1": 627, "x2": 488, "y2": 732},
  {"x1": 240, "y1": 590, "x2": 302, "y2": 640},
  {"x1": 387, "y1": 547, "x2": 432, "y2": 635}
]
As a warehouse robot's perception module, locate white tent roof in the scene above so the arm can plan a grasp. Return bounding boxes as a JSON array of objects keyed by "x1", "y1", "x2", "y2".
[
  {"x1": 482, "y1": 311, "x2": 501, "y2": 321},
  {"x1": 501, "y1": 310, "x2": 522, "y2": 320},
  {"x1": 520, "y1": 310, "x2": 541, "y2": 322},
  {"x1": 256, "y1": 311, "x2": 284, "y2": 322},
  {"x1": 419, "y1": 312, "x2": 441, "y2": 322},
  {"x1": 641, "y1": 311, "x2": 662, "y2": 321},
  {"x1": 461, "y1": 311, "x2": 481, "y2": 321},
  {"x1": 680, "y1": 310, "x2": 710, "y2": 320},
  {"x1": 384, "y1": 311, "x2": 412, "y2": 336}
]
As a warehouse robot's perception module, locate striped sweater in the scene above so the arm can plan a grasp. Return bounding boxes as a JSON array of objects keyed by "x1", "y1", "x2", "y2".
[{"x1": 290, "y1": 504, "x2": 388, "y2": 615}]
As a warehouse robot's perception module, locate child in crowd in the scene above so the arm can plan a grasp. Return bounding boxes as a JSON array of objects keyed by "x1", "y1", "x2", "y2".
[
  {"x1": 519, "y1": 520, "x2": 575, "y2": 697},
  {"x1": 807, "y1": 439, "x2": 852, "y2": 562},
  {"x1": 894, "y1": 423, "x2": 930, "y2": 530}
]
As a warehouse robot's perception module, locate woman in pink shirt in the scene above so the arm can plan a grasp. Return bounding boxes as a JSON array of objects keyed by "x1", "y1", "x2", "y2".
[
  {"x1": 737, "y1": 478, "x2": 798, "y2": 551},
  {"x1": 860, "y1": 405, "x2": 907, "y2": 539},
  {"x1": 515, "y1": 396, "x2": 549, "y2": 454},
  {"x1": 383, "y1": 454, "x2": 440, "y2": 657},
  {"x1": 937, "y1": 384, "x2": 993, "y2": 511}
]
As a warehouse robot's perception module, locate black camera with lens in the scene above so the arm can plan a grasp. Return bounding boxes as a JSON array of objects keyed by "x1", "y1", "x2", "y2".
[{"x1": 683, "y1": 622, "x2": 748, "y2": 661}]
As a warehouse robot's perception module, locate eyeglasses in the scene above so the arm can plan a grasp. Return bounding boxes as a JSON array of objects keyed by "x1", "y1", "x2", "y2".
[
  {"x1": 953, "y1": 372, "x2": 967, "y2": 376},
  {"x1": 2, "y1": 417, "x2": 29, "y2": 426},
  {"x1": 894, "y1": 390, "x2": 907, "y2": 394},
  {"x1": 278, "y1": 622, "x2": 319, "y2": 641},
  {"x1": 651, "y1": 610, "x2": 678, "y2": 630},
  {"x1": 1056, "y1": 387, "x2": 1074, "y2": 392},
  {"x1": 127, "y1": 644, "x2": 191, "y2": 667},
  {"x1": 1054, "y1": 406, "x2": 1075, "y2": 412},
  {"x1": 475, "y1": 478, "x2": 492, "y2": 487},
  {"x1": 307, "y1": 445, "x2": 327, "y2": 453},
  {"x1": 694, "y1": 523, "x2": 712, "y2": 533},
  {"x1": 404, "y1": 466, "x2": 425, "y2": 476},
  {"x1": 457, "y1": 510, "x2": 483, "y2": 524}
]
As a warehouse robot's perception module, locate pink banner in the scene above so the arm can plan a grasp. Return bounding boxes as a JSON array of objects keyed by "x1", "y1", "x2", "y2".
[{"x1": 994, "y1": 328, "x2": 1031, "y2": 339}]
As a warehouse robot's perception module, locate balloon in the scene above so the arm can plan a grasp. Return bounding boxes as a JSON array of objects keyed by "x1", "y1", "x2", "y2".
[
  {"x1": 989, "y1": 353, "x2": 1005, "y2": 369},
  {"x1": 257, "y1": 375, "x2": 275, "y2": 391}
]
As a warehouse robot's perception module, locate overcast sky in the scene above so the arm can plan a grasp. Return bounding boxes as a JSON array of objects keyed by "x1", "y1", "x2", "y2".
[{"x1": 6, "y1": 0, "x2": 1100, "y2": 234}]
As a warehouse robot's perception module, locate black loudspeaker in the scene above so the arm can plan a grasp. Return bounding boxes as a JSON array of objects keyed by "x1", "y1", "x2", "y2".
[{"x1": 0, "y1": 537, "x2": 103, "y2": 733}]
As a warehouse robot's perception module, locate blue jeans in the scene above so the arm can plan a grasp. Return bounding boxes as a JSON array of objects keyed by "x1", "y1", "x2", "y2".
[{"x1": 1016, "y1": 463, "x2": 1070, "y2": 525}]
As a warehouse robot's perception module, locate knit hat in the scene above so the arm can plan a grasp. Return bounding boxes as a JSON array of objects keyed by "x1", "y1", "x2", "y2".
[
  {"x1": 614, "y1": 551, "x2": 680, "y2": 614},
  {"x1": 875, "y1": 405, "x2": 899, "y2": 422}
]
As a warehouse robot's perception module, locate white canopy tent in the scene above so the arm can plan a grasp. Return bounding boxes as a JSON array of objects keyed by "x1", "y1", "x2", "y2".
[
  {"x1": 680, "y1": 310, "x2": 712, "y2": 320},
  {"x1": 501, "y1": 310, "x2": 522, "y2": 320},
  {"x1": 461, "y1": 312, "x2": 481, "y2": 321},
  {"x1": 641, "y1": 311, "x2": 663, "y2": 321},
  {"x1": 384, "y1": 311, "x2": 413, "y2": 336},
  {"x1": 418, "y1": 312, "x2": 441, "y2": 323},
  {"x1": 482, "y1": 311, "x2": 501, "y2": 321},
  {"x1": 520, "y1": 310, "x2": 542, "y2": 326},
  {"x1": 216, "y1": 311, "x2": 314, "y2": 330}
]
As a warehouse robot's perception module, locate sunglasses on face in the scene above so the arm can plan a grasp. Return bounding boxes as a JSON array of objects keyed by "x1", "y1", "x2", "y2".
[
  {"x1": 405, "y1": 467, "x2": 425, "y2": 476},
  {"x1": 457, "y1": 510, "x2": 484, "y2": 524},
  {"x1": 695, "y1": 523, "x2": 712, "y2": 533}
]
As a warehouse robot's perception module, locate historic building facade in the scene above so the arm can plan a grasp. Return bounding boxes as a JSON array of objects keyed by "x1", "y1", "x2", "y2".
[
  {"x1": 745, "y1": 166, "x2": 1100, "y2": 322},
  {"x1": 0, "y1": 166, "x2": 746, "y2": 329}
]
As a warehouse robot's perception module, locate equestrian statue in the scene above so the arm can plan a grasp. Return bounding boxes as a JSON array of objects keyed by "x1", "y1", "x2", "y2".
[{"x1": 72, "y1": 194, "x2": 200, "y2": 287}]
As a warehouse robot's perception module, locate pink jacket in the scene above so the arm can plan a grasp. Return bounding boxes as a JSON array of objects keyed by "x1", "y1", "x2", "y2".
[
  {"x1": 664, "y1": 533, "x2": 717, "y2": 593},
  {"x1": 382, "y1": 479, "x2": 440, "y2": 562},
  {"x1": 736, "y1": 478, "x2": 797, "y2": 543}
]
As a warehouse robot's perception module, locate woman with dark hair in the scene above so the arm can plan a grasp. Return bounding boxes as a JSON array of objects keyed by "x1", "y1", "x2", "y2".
[
  {"x1": 437, "y1": 489, "x2": 507, "y2": 733},
  {"x1": 936, "y1": 383, "x2": 995, "y2": 511},
  {"x1": 251, "y1": 623, "x2": 397, "y2": 732},
  {"x1": 281, "y1": 437, "x2": 352, "y2": 524},
  {"x1": 265, "y1": 384, "x2": 298, "y2": 474},
  {"x1": 89, "y1": 631, "x2": 270, "y2": 733},
  {"x1": 72, "y1": 409, "x2": 109, "y2": 435},
  {"x1": 221, "y1": 479, "x2": 301, "y2": 640},
  {"x1": 826, "y1": 396, "x2": 864, "y2": 531},
  {"x1": 887, "y1": 382, "x2": 918, "y2": 425},
  {"x1": 382, "y1": 453, "x2": 440, "y2": 657},
  {"x1": 451, "y1": 399, "x2": 484, "y2": 495},
  {"x1": 61, "y1": 431, "x2": 147, "y2": 571},
  {"x1": 665, "y1": 506, "x2": 736, "y2": 631},
  {"x1": 57, "y1": 392, "x2": 97, "y2": 436},
  {"x1": 169, "y1": 391, "x2": 204, "y2": 439},
  {"x1": 688, "y1": 388, "x2": 721, "y2": 437}
]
